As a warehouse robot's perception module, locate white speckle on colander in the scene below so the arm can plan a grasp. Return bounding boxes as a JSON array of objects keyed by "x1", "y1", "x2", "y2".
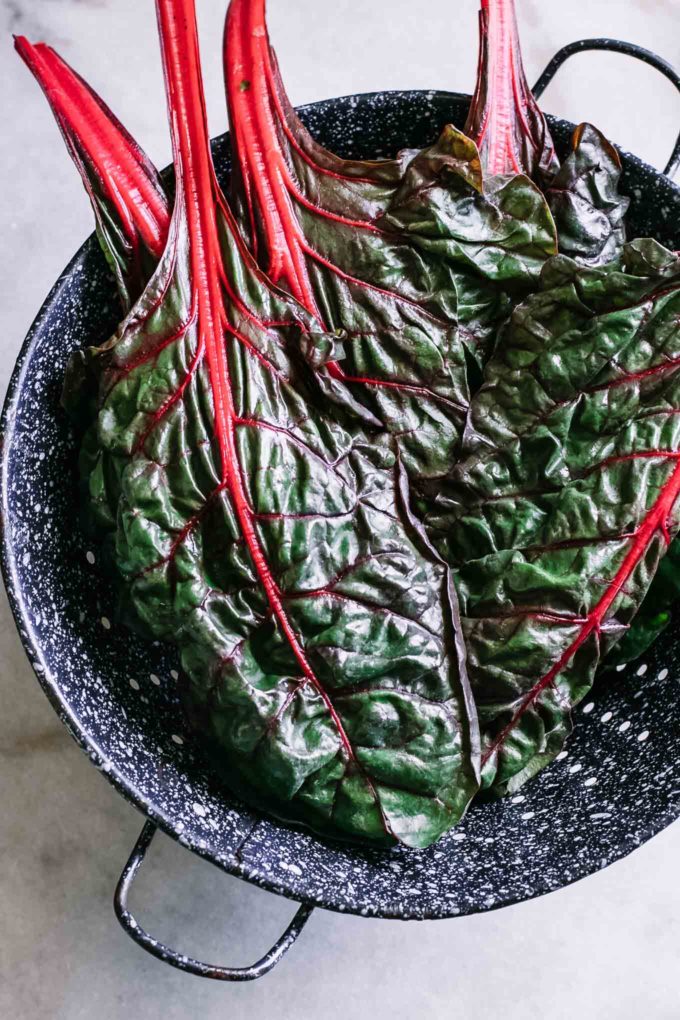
[
  {"x1": 171, "y1": 669, "x2": 179, "y2": 680},
  {"x1": 101, "y1": 617, "x2": 111, "y2": 631},
  {"x1": 171, "y1": 734, "x2": 184, "y2": 745},
  {"x1": 193, "y1": 802, "x2": 207, "y2": 817},
  {"x1": 128, "y1": 678, "x2": 140, "y2": 691},
  {"x1": 601, "y1": 711, "x2": 613, "y2": 723},
  {"x1": 512, "y1": 795, "x2": 525, "y2": 804},
  {"x1": 582, "y1": 702, "x2": 595, "y2": 715},
  {"x1": 569, "y1": 763, "x2": 583, "y2": 774},
  {"x1": 619, "y1": 721, "x2": 632, "y2": 733},
  {"x1": 521, "y1": 812, "x2": 535, "y2": 821},
  {"x1": 658, "y1": 669, "x2": 669, "y2": 681},
  {"x1": 616, "y1": 664, "x2": 626, "y2": 672},
  {"x1": 638, "y1": 730, "x2": 650, "y2": 743},
  {"x1": 637, "y1": 664, "x2": 648, "y2": 677},
  {"x1": 150, "y1": 674, "x2": 161, "y2": 686},
  {"x1": 584, "y1": 777, "x2": 598, "y2": 788},
  {"x1": 556, "y1": 751, "x2": 568, "y2": 761},
  {"x1": 86, "y1": 551, "x2": 96, "y2": 565}
]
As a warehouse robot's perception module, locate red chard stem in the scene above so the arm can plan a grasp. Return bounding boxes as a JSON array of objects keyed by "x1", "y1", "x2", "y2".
[
  {"x1": 153, "y1": 0, "x2": 357, "y2": 756},
  {"x1": 224, "y1": 0, "x2": 322, "y2": 317},
  {"x1": 465, "y1": 0, "x2": 558, "y2": 182},
  {"x1": 15, "y1": 36, "x2": 169, "y2": 255},
  {"x1": 16, "y1": 35, "x2": 170, "y2": 301}
]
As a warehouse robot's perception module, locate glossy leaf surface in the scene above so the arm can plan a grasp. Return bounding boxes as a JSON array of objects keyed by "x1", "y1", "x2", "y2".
[
  {"x1": 382, "y1": 146, "x2": 557, "y2": 368},
  {"x1": 546, "y1": 124, "x2": 630, "y2": 268},
  {"x1": 81, "y1": 0, "x2": 480, "y2": 849},
  {"x1": 430, "y1": 241, "x2": 680, "y2": 793},
  {"x1": 225, "y1": 0, "x2": 556, "y2": 470}
]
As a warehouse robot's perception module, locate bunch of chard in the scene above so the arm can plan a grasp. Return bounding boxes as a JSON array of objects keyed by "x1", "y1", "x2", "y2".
[{"x1": 16, "y1": 0, "x2": 680, "y2": 846}]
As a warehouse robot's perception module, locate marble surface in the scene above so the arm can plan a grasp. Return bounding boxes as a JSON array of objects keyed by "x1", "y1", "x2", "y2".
[{"x1": 1, "y1": 1, "x2": 680, "y2": 1017}]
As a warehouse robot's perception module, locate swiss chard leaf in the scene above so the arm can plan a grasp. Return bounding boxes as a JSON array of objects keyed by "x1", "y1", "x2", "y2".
[
  {"x1": 546, "y1": 124, "x2": 630, "y2": 268},
  {"x1": 382, "y1": 148, "x2": 557, "y2": 367},
  {"x1": 15, "y1": 36, "x2": 169, "y2": 309},
  {"x1": 225, "y1": 0, "x2": 556, "y2": 472},
  {"x1": 464, "y1": 3, "x2": 628, "y2": 266},
  {"x1": 429, "y1": 240, "x2": 680, "y2": 794},
  {"x1": 83, "y1": 0, "x2": 480, "y2": 849},
  {"x1": 464, "y1": 1, "x2": 679, "y2": 675}
]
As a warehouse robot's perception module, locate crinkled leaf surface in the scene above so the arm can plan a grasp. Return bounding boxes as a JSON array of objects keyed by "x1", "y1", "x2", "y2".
[
  {"x1": 429, "y1": 240, "x2": 680, "y2": 794},
  {"x1": 225, "y1": 0, "x2": 557, "y2": 472},
  {"x1": 546, "y1": 124, "x2": 630, "y2": 268},
  {"x1": 383, "y1": 146, "x2": 557, "y2": 367},
  {"x1": 81, "y1": 0, "x2": 480, "y2": 849}
]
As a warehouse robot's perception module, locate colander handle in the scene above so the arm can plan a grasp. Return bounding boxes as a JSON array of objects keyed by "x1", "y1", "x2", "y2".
[
  {"x1": 533, "y1": 38, "x2": 680, "y2": 179},
  {"x1": 114, "y1": 821, "x2": 315, "y2": 981}
]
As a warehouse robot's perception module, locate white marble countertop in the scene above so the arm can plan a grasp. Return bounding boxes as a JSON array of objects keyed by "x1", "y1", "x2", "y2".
[{"x1": 1, "y1": 1, "x2": 680, "y2": 1017}]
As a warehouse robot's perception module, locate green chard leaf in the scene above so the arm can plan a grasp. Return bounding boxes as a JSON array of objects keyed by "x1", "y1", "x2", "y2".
[
  {"x1": 225, "y1": 0, "x2": 557, "y2": 472},
  {"x1": 465, "y1": 2, "x2": 629, "y2": 265},
  {"x1": 546, "y1": 124, "x2": 630, "y2": 268},
  {"x1": 464, "y1": 0, "x2": 676, "y2": 665},
  {"x1": 79, "y1": 0, "x2": 480, "y2": 849},
  {"x1": 429, "y1": 240, "x2": 680, "y2": 794},
  {"x1": 381, "y1": 135, "x2": 557, "y2": 368}
]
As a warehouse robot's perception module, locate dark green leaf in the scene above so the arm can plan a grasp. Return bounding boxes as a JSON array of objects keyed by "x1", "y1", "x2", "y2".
[
  {"x1": 546, "y1": 123, "x2": 630, "y2": 267},
  {"x1": 429, "y1": 240, "x2": 680, "y2": 794},
  {"x1": 225, "y1": 0, "x2": 557, "y2": 476},
  {"x1": 384, "y1": 137, "x2": 557, "y2": 365},
  {"x1": 80, "y1": 0, "x2": 480, "y2": 849}
]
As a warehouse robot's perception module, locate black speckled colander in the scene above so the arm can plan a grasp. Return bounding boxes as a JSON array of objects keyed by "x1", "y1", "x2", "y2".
[{"x1": 3, "y1": 39, "x2": 680, "y2": 983}]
